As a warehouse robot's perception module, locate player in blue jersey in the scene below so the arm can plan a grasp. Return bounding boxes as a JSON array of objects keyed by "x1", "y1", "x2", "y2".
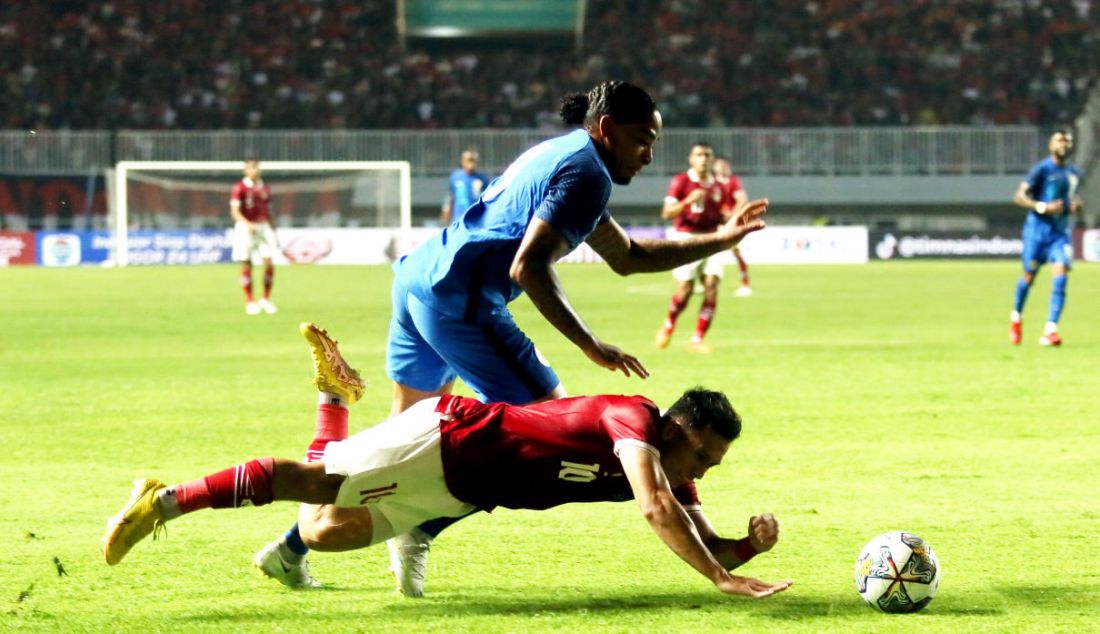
[
  {"x1": 254, "y1": 80, "x2": 769, "y2": 594},
  {"x1": 1009, "y1": 130, "x2": 1083, "y2": 347},
  {"x1": 440, "y1": 149, "x2": 490, "y2": 225}
]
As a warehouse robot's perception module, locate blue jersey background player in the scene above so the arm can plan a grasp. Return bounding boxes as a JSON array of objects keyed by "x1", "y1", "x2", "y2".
[
  {"x1": 1009, "y1": 129, "x2": 1084, "y2": 347},
  {"x1": 254, "y1": 80, "x2": 769, "y2": 595},
  {"x1": 440, "y1": 149, "x2": 490, "y2": 225}
]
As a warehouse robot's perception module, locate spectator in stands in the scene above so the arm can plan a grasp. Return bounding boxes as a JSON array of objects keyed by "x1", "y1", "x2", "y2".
[{"x1": 2, "y1": 1, "x2": 1096, "y2": 130}]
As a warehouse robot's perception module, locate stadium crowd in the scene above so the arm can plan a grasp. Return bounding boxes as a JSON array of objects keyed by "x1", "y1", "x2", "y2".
[{"x1": 2, "y1": 0, "x2": 1097, "y2": 130}]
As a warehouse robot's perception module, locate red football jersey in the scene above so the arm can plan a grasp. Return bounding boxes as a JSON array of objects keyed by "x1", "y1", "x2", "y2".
[
  {"x1": 718, "y1": 173, "x2": 745, "y2": 214},
  {"x1": 667, "y1": 170, "x2": 728, "y2": 233},
  {"x1": 437, "y1": 394, "x2": 700, "y2": 512},
  {"x1": 230, "y1": 178, "x2": 271, "y2": 222}
]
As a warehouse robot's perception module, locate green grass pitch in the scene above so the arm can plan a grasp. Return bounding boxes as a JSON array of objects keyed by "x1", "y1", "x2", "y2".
[{"x1": 1, "y1": 261, "x2": 1097, "y2": 633}]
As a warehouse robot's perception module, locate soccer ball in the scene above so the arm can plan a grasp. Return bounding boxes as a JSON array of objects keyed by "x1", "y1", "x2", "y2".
[{"x1": 854, "y1": 531, "x2": 940, "y2": 613}]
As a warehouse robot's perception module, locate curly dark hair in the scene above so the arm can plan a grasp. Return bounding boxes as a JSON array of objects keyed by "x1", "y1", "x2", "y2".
[{"x1": 559, "y1": 80, "x2": 656, "y2": 127}]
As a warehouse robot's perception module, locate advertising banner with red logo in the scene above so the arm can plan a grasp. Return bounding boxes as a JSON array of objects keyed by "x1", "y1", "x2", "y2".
[
  {"x1": 0, "y1": 231, "x2": 36, "y2": 265},
  {"x1": 273, "y1": 228, "x2": 441, "y2": 265}
]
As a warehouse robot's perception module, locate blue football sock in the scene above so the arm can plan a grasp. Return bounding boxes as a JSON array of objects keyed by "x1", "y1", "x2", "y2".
[
  {"x1": 416, "y1": 516, "x2": 462, "y2": 539},
  {"x1": 284, "y1": 523, "x2": 309, "y2": 556},
  {"x1": 1049, "y1": 275, "x2": 1067, "y2": 323},
  {"x1": 1013, "y1": 276, "x2": 1031, "y2": 313}
]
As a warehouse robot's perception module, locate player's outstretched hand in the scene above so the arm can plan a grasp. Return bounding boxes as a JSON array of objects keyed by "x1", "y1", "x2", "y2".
[
  {"x1": 585, "y1": 340, "x2": 649, "y2": 379},
  {"x1": 748, "y1": 513, "x2": 780, "y2": 553},
  {"x1": 719, "y1": 197, "x2": 768, "y2": 245},
  {"x1": 717, "y1": 575, "x2": 792, "y2": 599}
]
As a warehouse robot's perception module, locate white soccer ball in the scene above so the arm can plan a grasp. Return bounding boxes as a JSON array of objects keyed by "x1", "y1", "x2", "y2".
[{"x1": 854, "y1": 531, "x2": 940, "y2": 613}]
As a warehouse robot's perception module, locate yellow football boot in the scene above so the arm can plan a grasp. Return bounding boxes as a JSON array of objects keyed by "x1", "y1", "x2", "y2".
[
  {"x1": 301, "y1": 322, "x2": 366, "y2": 404},
  {"x1": 103, "y1": 478, "x2": 167, "y2": 565}
]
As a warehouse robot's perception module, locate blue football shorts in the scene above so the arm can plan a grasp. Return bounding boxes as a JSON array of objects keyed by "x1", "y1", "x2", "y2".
[
  {"x1": 1021, "y1": 231, "x2": 1073, "y2": 273},
  {"x1": 386, "y1": 281, "x2": 560, "y2": 404}
]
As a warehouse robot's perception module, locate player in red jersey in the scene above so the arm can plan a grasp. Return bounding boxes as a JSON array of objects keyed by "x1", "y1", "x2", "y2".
[
  {"x1": 713, "y1": 158, "x2": 753, "y2": 297},
  {"x1": 655, "y1": 143, "x2": 731, "y2": 353},
  {"x1": 230, "y1": 158, "x2": 279, "y2": 315},
  {"x1": 103, "y1": 323, "x2": 790, "y2": 600}
]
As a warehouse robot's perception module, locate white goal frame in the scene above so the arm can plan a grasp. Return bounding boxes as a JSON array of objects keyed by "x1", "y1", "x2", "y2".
[{"x1": 111, "y1": 160, "x2": 412, "y2": 267}]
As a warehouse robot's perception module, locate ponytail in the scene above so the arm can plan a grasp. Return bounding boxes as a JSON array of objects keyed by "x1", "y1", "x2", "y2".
[{"x1": 559, "y1": 92, "x2": 590, "y2": 125}]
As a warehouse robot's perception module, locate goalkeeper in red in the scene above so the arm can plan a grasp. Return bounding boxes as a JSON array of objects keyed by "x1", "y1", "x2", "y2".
[
  {"x1": 230, "y1": 158, "x2": 278, "y2": 315},
  {"x1": 103, "y1": 323, "x2": 791, "y2": 600}
]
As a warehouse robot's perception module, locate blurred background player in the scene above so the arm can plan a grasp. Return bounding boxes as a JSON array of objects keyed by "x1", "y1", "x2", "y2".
[
  {"x1": 230, "y1": 158, "x2": 278, "y2": 315},
  {"x1": 656, "y1": 142, "x2": 730, "y2": 353},
  {"x1": 1009, "y1": 130, "x2": 1083, "y2": 346},
  {"x1": 440, "y1": 149, "x2": 489, "y2": 226},
  {"x1": 103, "y1": 322, "x2": 790, "y2": 600},
  {"x1": 713, "y1": 157, "x2": 753, "y2": 297},
  {"x1": 254, "y1": 81, "x2": 768, "y2": 596}
]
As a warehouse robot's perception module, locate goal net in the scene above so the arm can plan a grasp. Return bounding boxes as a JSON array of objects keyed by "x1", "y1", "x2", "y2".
[{"x1": 110, "y1": 161, "x2": 411, "y2": 266}]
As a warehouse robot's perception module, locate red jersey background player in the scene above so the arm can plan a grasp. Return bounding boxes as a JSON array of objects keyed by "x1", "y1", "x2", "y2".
[
  {"x1": 655, "y1": 142, "x2": 731, "y2": 353},
  {"x1": 714, "y1": 157, "x2": 753, "y2": 297},
  {"x1": 230, "y1": 158, "x2": 278, "y2": 315},
  {"x1": 103, "y1": 323, "x2": 790, "y2": 600}
]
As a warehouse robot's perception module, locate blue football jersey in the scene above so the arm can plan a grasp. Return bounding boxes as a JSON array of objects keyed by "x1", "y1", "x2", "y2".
[
  {"x1": 396, "y1": 129, "x2": 613, "y2": 319},
  {"x1": 1023, "y1": 157, "x2": 1081, "y2": 235},
  {"x1": 449, "y1": 169, "x2": 490, "y2": 220}
]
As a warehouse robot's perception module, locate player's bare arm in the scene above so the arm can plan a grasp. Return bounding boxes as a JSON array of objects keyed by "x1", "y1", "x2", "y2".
[
  {"x1": 586, "y1": 201, "x2": 766, "y2": 275},
  {"x1": 1071, "y1": 195, "x2": 1084, "y2": 214},
  {"x1": 1013, "y1": 182, "x2": 1064, "y2": 214},
  {"x1": 661, "y1": 189, "x2": 706, "y2": 219},
  {"x1": 618, "y1": 446, "x2": 790, "y2": 598},
  {"x1": 511, "y1": 217, "x2": 648, "y2": 379}
]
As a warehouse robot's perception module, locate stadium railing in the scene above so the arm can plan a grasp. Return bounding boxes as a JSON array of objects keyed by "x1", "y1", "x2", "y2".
[{"x1": 3, "y1": 127, "x2": 1047, "y2": 178}]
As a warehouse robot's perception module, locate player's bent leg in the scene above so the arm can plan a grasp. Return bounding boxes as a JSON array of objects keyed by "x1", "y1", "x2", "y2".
[{"x1": 255, "y1": 323, "x2": 363, "y2": 587}]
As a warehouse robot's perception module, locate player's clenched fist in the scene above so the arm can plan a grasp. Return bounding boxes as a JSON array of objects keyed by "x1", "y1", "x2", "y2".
[{"x1": 748, "y1": 513, "x2": 779, "y2": 553}]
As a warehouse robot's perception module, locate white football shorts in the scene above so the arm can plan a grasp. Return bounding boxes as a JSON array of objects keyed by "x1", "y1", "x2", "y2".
[
  {"x1": 231, "y1": 221, "x2": 278, "y2": 261},
  {"x1": 323, "y1": 397, "x2": 476, "y2": 545},
  {"x1": 669, "y1": 230, "x2": 725, "y2": 282}
]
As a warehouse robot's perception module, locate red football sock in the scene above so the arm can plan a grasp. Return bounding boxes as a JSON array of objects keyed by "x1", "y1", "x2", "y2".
[
  {"x1": 262, "y1": 264, "x2": 274, "y2": 299},
  {"x1": 240, "y1": 264, "x2": 254, "y2": 302},
  {"x1": 173, "y1": 457, "x2": 275, "y2": 513},
  {"x1": 664, "y1": 292, "x2": 689, "y2": 330},
  {"x1": 305, "y1": 404, "x2": 348, "y2": 463},
  {"x1": 693, "y1": 297, "x2": 717, "y2": 341}
]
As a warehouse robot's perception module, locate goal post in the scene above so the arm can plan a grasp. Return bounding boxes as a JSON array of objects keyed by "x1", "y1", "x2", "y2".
[{"x1": 110, "y1": 160, "x2": 412, "y2": 267}]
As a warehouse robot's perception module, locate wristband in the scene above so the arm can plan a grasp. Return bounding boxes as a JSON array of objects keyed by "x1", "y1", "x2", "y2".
[
  {"x1": 733, "y1": 538, "x2": 759, "y2": 563},
  {"x1": 1034, "y1": 202, "x2": 1047, "y2": 214}
]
